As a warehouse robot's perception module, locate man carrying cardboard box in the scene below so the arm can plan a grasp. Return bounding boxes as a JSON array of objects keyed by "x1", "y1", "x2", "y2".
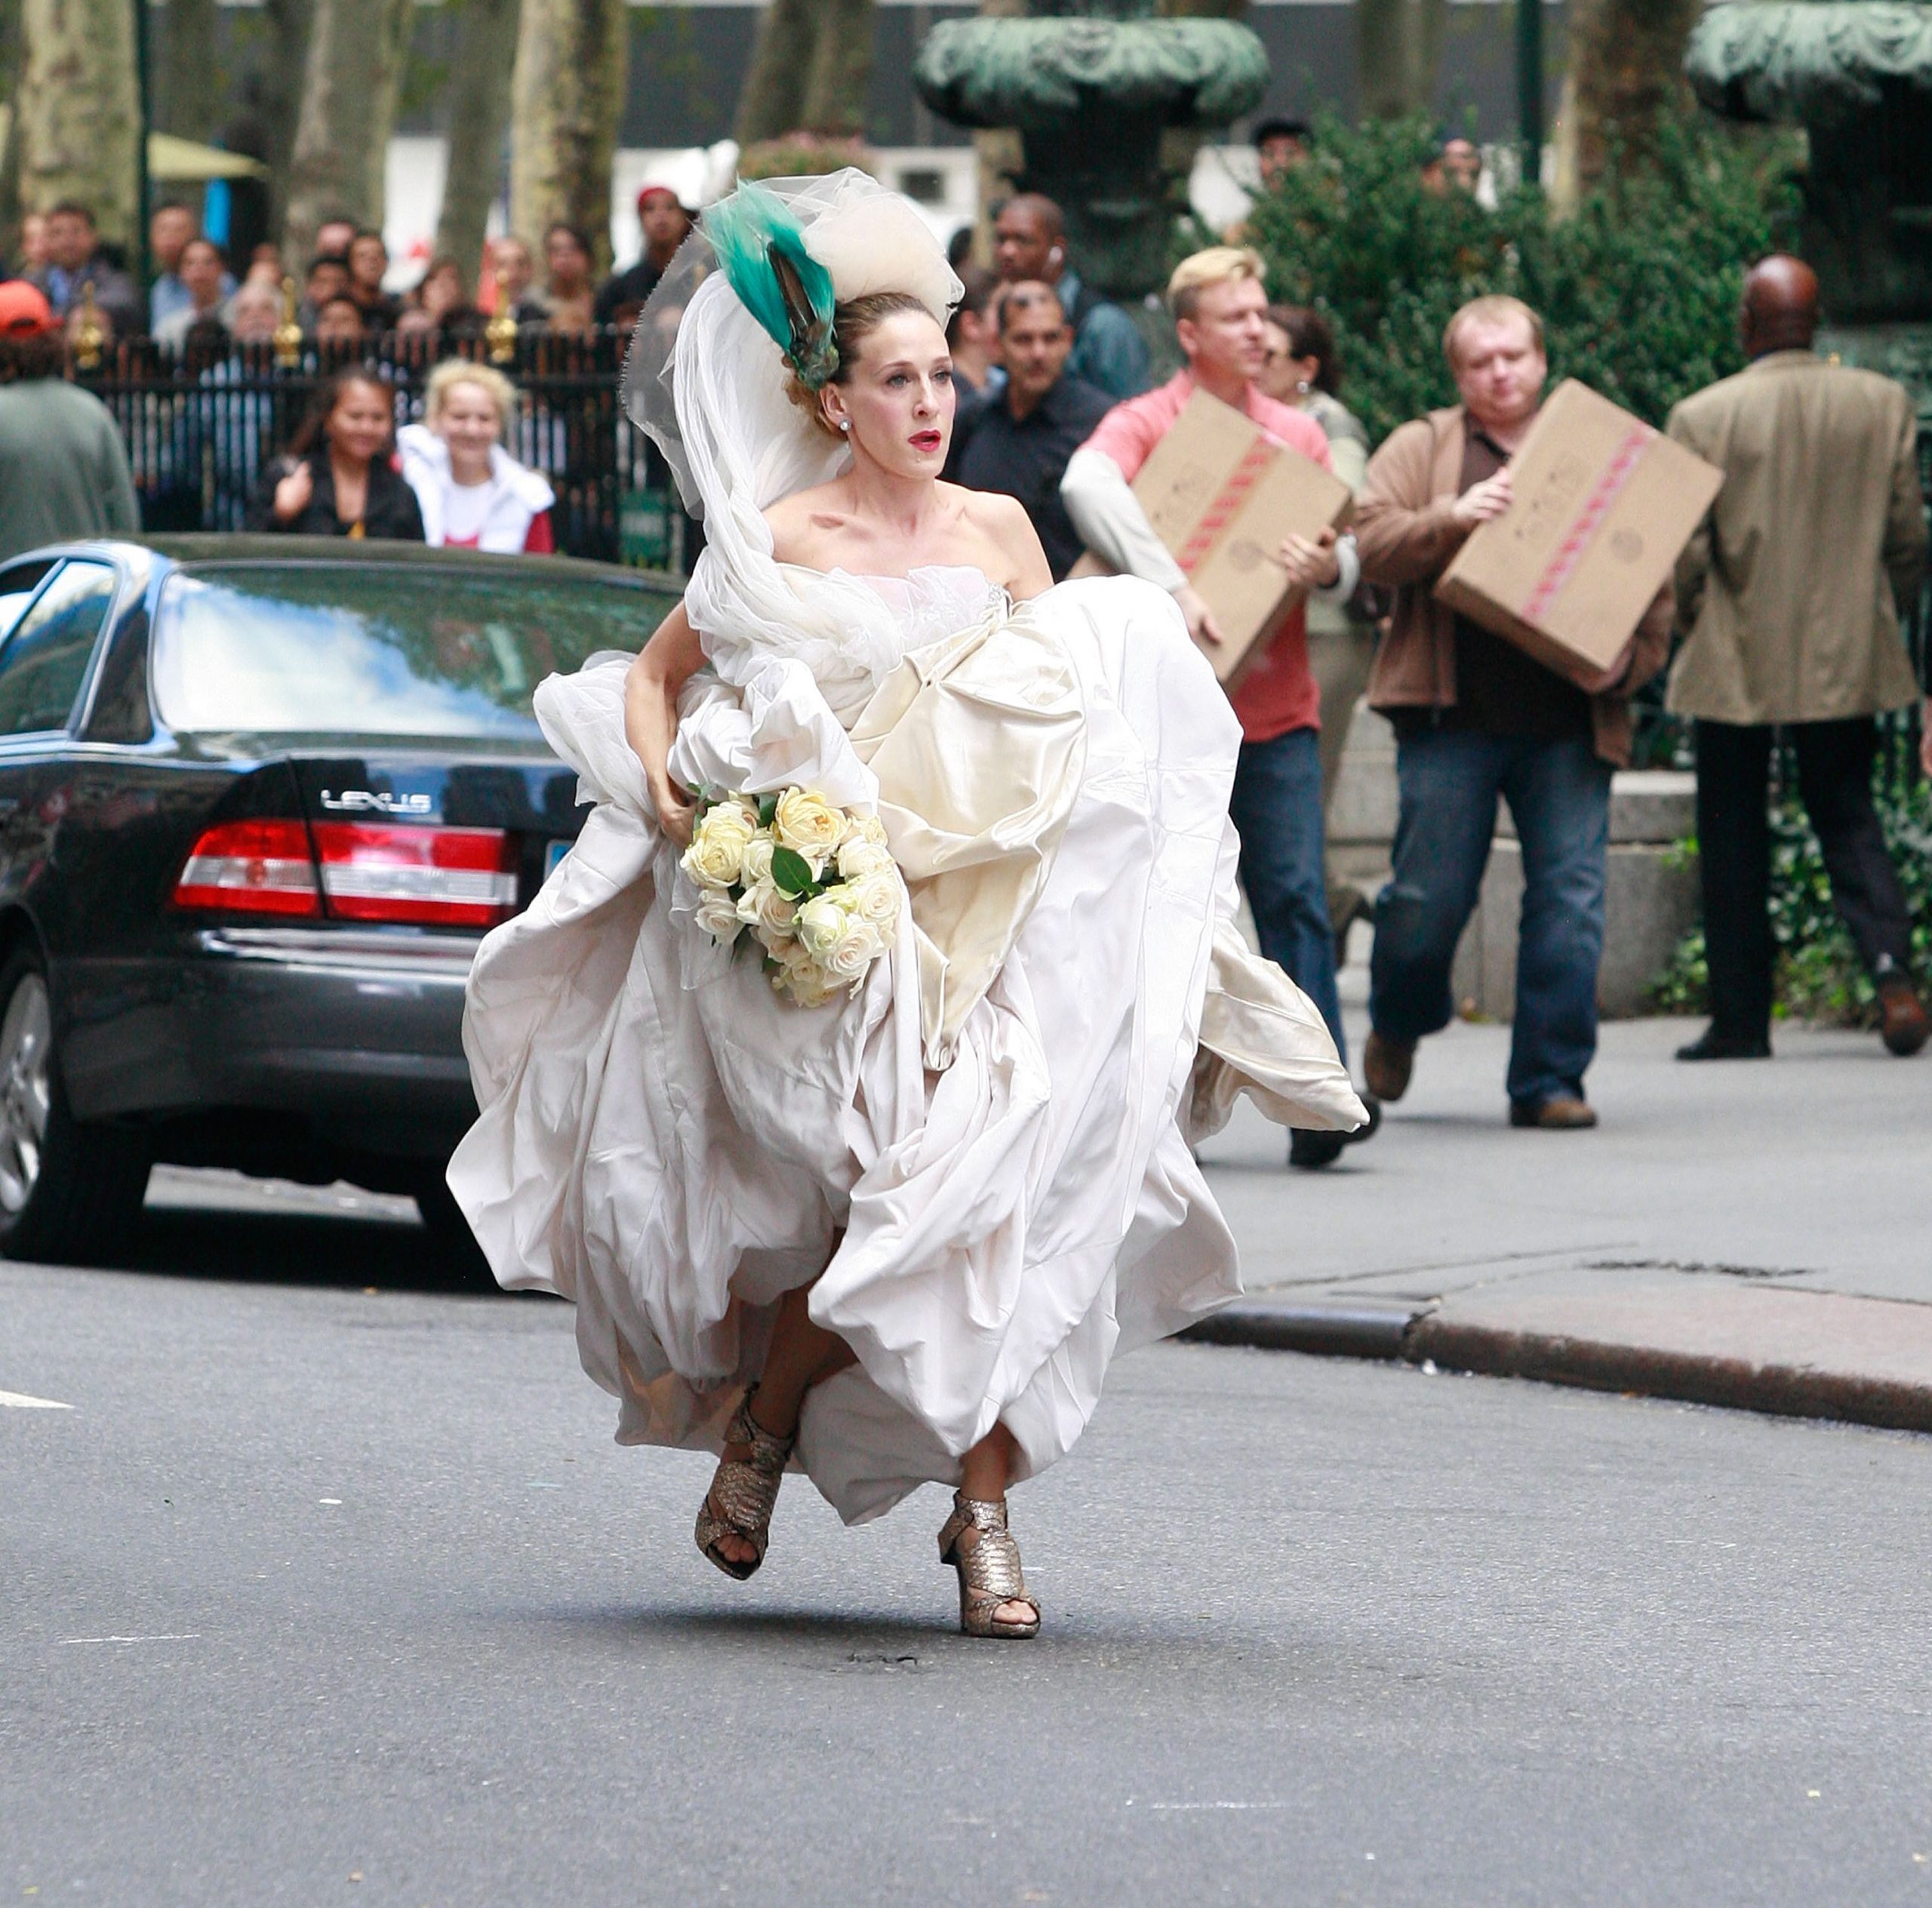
[
  {"x1": 1353, "y1": 295, "x2": 1672, "y2": 1131},
  {"x1": 1060, "y1": 246, "x2": 1367, "y2": 1168},
  {"x1": 1665, "y1": 255, "x2": 1929, "y2": 1063}
]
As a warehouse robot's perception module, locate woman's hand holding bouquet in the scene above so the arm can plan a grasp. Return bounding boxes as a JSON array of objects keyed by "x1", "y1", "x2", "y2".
[{"x1": 680, "y1": 787, "x2": 904, "y2": 1007}]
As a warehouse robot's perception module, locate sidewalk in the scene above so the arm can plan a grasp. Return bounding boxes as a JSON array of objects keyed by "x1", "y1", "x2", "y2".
[{"x1": 1192, "y1": 970, "x2": 1932, "y2": 1434}]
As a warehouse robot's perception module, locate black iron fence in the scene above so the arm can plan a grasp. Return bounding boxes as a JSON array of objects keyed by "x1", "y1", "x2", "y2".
[{"x1": 77, "y1": 327, "x2": 695, "y2": 571}]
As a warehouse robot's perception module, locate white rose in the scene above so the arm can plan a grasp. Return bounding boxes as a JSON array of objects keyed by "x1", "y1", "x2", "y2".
[
  {"x1": 736, "y1": 879, "x2": 797, "y2": 940},
  {"x1": 844, "y1": 867, "x2": 901, "y2": 929},
  {"x1": 739, "y1": 833, "x2": 776, "y2": 886},
  {"x1": 771, "y1": 788, "x2": 846, "y2": 861},
  {"x1": 681, "y1": 799, "x2": 756, "y2": 888},
  {"x1": 835, "y1": 837, "x2": 893, "y2": 882},
  {"x1": 857, "y1": 812, "x2": 891, "y2": 848},
  {"x1": 772, "y1": 950, "x2": 838, "y2": 1008},
  {"x1": 822, "y1": 915, "x2": 884, "y2": 986},
  {"x1": 693, "y1": 888, "x2": 743, "y2": 946},
  {"x1": 792, "y1": 891, "x2": 850, "y2": 959}
]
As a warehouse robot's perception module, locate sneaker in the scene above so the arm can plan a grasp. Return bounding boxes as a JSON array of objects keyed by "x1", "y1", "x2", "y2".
[
  {"x1": 1290, "y1": 1091, "x2": 1382, "y2": 1171},
  {"x1": 1362, "y1": 1031, "x2": 1414, "y2": 1103},
  {"x1": 1288, "y1": 1128, "x2": 1347, "y2": 1170}
]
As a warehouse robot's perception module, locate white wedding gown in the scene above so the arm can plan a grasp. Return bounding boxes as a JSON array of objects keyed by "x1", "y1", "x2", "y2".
[{"x1": 451, "y1": 557, "x2": 1365, "y2": 1524}]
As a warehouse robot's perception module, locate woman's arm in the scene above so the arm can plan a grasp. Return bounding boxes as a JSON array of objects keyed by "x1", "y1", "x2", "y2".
[{"x1": 624, "y1": 599, "x2": 706, "y2": 846}]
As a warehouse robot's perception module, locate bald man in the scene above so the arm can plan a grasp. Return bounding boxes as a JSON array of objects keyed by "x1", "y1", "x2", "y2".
[
  {"x1": 992, "y1": 193, "x2": 1149, "y2": 400},
  {"x1": 1666, "y1": 255, "x2": 1929, "y2": 1060}
]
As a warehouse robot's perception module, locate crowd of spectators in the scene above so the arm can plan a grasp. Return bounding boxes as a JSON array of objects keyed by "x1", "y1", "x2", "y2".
[{"x1": 0, "y1": 182, "x2": 699, "y2": 365}]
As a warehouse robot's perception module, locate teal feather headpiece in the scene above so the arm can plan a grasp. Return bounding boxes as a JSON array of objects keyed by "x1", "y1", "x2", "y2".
[{"x1": 705, "y1": 180, "x2": 839, "y2": 390}]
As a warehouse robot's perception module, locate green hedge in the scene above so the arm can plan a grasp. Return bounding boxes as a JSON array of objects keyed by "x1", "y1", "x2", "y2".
[
  {"x1": 1242, "y1": 115, "x2": 1799, "y2": 445},
  {"x1": 1650, "y1": 748, "x2": 1931, "y2": 1023}
]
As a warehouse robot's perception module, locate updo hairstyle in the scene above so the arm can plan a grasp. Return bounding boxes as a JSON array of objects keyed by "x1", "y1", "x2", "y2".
[{"x1": 785, "y1": 291, "x2": 937, "y2": 438}]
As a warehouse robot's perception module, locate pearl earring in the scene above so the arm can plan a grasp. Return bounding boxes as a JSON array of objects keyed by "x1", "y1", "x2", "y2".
[
  {"x1": 838, "y1": 419, "x2": 850, "y2": 432},
  {"x1": 1295, "y1": 378, "x2": 1312, "y2": 395}
]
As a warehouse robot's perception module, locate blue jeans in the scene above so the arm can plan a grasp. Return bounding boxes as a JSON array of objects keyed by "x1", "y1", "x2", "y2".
[
  {"x1": 1229, "y1": 726, "x2": 1345, "y2": 1064},
  {"x1": 1369, "y1": 728, "x2": 1611, "y2": 1108}
]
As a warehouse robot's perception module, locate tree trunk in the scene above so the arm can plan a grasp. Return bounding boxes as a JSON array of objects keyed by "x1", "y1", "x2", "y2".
[
  {"x1": 157, "y1": 0, "x2": 220, "y2": 140},
  {"x1": 1550, "y1": 0, "x2": 1701, "y2": 203},
  {"x1": 281, "y1": 0, "x2": 415, "y2": 263},
  {"x1": 1355, "y1": 0, "x2": 1450, "y2": 119},
  {"x1": 798, "y1": 0, "x2": 876, "y2": 140},
  {"x1": 16, "y1": 0, "x2": 140, "y2": 245},
  {"x1": 0, "y1": 0, "x2": 24, "y2": 260},
  {"x1": 734, "y1": 0, "x2": 817, "y2": 146},
  {"x1": 435, "y1": 0, "x2": 521, "y2": 271},
  {"x1": 258, "y1": 0, "x2": 316, "y2": 229},
  {"x1": 509, "y1": 0, "x2": 628, "y2": 272}
]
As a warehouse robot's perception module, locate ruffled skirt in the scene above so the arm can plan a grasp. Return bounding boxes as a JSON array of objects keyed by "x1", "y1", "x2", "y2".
[{"x1": 450, "y1": 577, "x2": 1361, "y2": 1522}]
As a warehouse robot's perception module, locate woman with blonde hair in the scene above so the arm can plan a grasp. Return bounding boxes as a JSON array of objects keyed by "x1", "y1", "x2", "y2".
[{"x1": 397, "y1": 359, "x2": 555, "y2": 552}]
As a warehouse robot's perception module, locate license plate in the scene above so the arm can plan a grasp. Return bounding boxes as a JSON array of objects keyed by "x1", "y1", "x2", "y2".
[{"x1": 544, "y1": 839, "x2": 573, "y2": 878}]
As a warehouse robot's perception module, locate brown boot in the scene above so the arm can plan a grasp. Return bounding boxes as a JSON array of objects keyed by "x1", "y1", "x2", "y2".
[
  {"x1": 1362, "y1": 1029, "x2": 1414, "y2": 1103},
  {"x1": 1509, "y1": 1097, "x2": 1598, "y2": 1130},
  {"x1": 1878, "y1": 975, "x2": 1929, "y2": 1057}
]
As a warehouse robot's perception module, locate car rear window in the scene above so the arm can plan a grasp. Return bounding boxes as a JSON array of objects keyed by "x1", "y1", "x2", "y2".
[{"x1": 151, "y1": 564, "x2": 663, "y2": 738}]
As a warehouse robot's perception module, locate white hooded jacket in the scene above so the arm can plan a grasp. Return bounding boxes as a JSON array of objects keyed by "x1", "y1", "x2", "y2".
[{"x1": 396, "y1": 422, "x2": 555, "y2": 552}]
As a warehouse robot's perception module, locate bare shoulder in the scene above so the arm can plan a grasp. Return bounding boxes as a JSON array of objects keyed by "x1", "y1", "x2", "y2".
[
  {"x1": 942, "y1": 484, "x2": 1051, "y2": 599},
  {"x1": 762, "y1": 482, "x2": 847, "y2": 564},
  {"x1": 948, "y1": 483, "x2": 1032, "y2": 542}
]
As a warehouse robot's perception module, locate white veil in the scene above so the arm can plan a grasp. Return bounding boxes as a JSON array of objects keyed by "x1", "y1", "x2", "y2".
[{"x1": 621, "y1": 170, "x2": 964, "y2": 714}]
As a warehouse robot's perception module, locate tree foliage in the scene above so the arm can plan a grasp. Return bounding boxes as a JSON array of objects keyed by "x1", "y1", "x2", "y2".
[{"x1": 1243, "y1": 113, "x2": 1800, "y2": 447}]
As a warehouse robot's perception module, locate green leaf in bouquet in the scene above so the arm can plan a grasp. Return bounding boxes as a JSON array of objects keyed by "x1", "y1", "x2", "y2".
[
  {"x1": 771, "y1": 845, "x2": 817, "y2": 897},
  {"x1": 757, "y1": 794, "x2": 779, "y2": 828}
]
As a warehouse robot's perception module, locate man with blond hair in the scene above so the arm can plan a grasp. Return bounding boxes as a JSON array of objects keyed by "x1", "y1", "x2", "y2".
[
  {"x1": 1061, "y1": 246, "x2": 1372, "y2": 1168},
  {"x1": 1352, "y1": 294, "x2": 1672, "y2": 1131}
]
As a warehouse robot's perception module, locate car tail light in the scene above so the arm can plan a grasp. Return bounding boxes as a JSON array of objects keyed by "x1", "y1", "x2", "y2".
[
  {"x1": 312, "y1": 823, "x2": 517, "y2": 928},
  {"x1": 174, "y1": 820, "x2": 321, "y2": 916}
]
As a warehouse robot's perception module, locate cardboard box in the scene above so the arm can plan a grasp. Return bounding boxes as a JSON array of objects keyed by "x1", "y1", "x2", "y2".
[
  {"x1": 1435, "y1": 379, "x2": 1722, "y2": 683},
  {"x1": 1071, "y1": 387, "x2": 1355, "y2": 683}
]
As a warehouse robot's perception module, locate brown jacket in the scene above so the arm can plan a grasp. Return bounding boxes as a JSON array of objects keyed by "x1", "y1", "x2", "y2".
[
  {"x1": 1664, "y1": 351, "x2": 1926, "y2": 725},
  {"x1": 1354, "y1": 403, "x2": 1672, "y2": 768}
]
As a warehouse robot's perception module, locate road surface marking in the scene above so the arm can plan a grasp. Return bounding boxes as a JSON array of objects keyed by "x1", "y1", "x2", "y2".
[
  {"x1": 0, "y1": 1389, "x2": 71, "y2": 1409},
  {"x1": 57, "y1": 1633, "x2": 201, "y2": 1646}
]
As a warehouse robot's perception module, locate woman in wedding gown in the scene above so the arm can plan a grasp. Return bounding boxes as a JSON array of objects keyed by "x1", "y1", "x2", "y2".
[{"x1": 450, "y1": 172, "x2": 1364, "y2": 1639}]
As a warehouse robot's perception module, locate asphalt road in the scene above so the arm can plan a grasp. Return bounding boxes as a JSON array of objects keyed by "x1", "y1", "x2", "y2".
[{"x1": 7, "y1": 1225, "x2": 1931, "y2": 1907}]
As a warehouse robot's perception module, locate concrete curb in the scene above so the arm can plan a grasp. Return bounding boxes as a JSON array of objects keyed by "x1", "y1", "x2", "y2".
[{"x1": 1185, "y1": 1297, "x2": 1932, "y2": 1438}]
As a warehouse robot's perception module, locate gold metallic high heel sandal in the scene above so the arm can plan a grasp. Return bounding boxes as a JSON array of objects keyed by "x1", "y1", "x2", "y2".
[
  {"x1": 937, "y1": 1491, "x2": 1041, "y2": 1639},
  {"x1": 694, "y1": 1386, "x2": 793, "y2": 1581}
]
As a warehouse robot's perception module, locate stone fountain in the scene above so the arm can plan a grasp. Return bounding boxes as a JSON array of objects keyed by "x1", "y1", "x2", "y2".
[{"x1": 912, "y1": 0, "x2": 1270, "y2": 302}]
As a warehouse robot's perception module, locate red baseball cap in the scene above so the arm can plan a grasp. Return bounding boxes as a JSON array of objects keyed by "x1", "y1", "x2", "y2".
[
  {"x1": 0, "y1": 281, "x2": 56, "y2": 336},
  {"x1": 635, "y1": 185, "x2": 691, "y2": 217}
]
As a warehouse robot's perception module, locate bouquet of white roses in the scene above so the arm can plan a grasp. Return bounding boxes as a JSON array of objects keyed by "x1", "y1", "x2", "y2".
[{"x1": 678, "y1": 786, "x2": 904, "y2": 1008}]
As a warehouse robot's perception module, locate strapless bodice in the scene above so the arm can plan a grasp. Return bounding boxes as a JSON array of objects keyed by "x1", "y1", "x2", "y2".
[{"x1": 847, "y1": 564, "x2": 1005, "y2": 629}]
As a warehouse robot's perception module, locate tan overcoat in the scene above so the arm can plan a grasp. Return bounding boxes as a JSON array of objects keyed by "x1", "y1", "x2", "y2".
[{"x1": 1664, "y1": 350, "x2": 1927, "y2": 725}]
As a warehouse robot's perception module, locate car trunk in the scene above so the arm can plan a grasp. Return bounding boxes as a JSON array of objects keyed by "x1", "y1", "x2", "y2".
[{"x1": 285, "y1": 747, "x2": 588, "y2": 923}]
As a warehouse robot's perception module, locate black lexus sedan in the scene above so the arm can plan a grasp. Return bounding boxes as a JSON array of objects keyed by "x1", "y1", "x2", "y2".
[{"x1": 0, "y1": 537, "x2": 678, "y2": 1264}]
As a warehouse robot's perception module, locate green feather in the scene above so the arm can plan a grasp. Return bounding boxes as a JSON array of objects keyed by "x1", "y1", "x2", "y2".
[{"x1": 706, "y1": 180, "x2": 838, "y2": 388}]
